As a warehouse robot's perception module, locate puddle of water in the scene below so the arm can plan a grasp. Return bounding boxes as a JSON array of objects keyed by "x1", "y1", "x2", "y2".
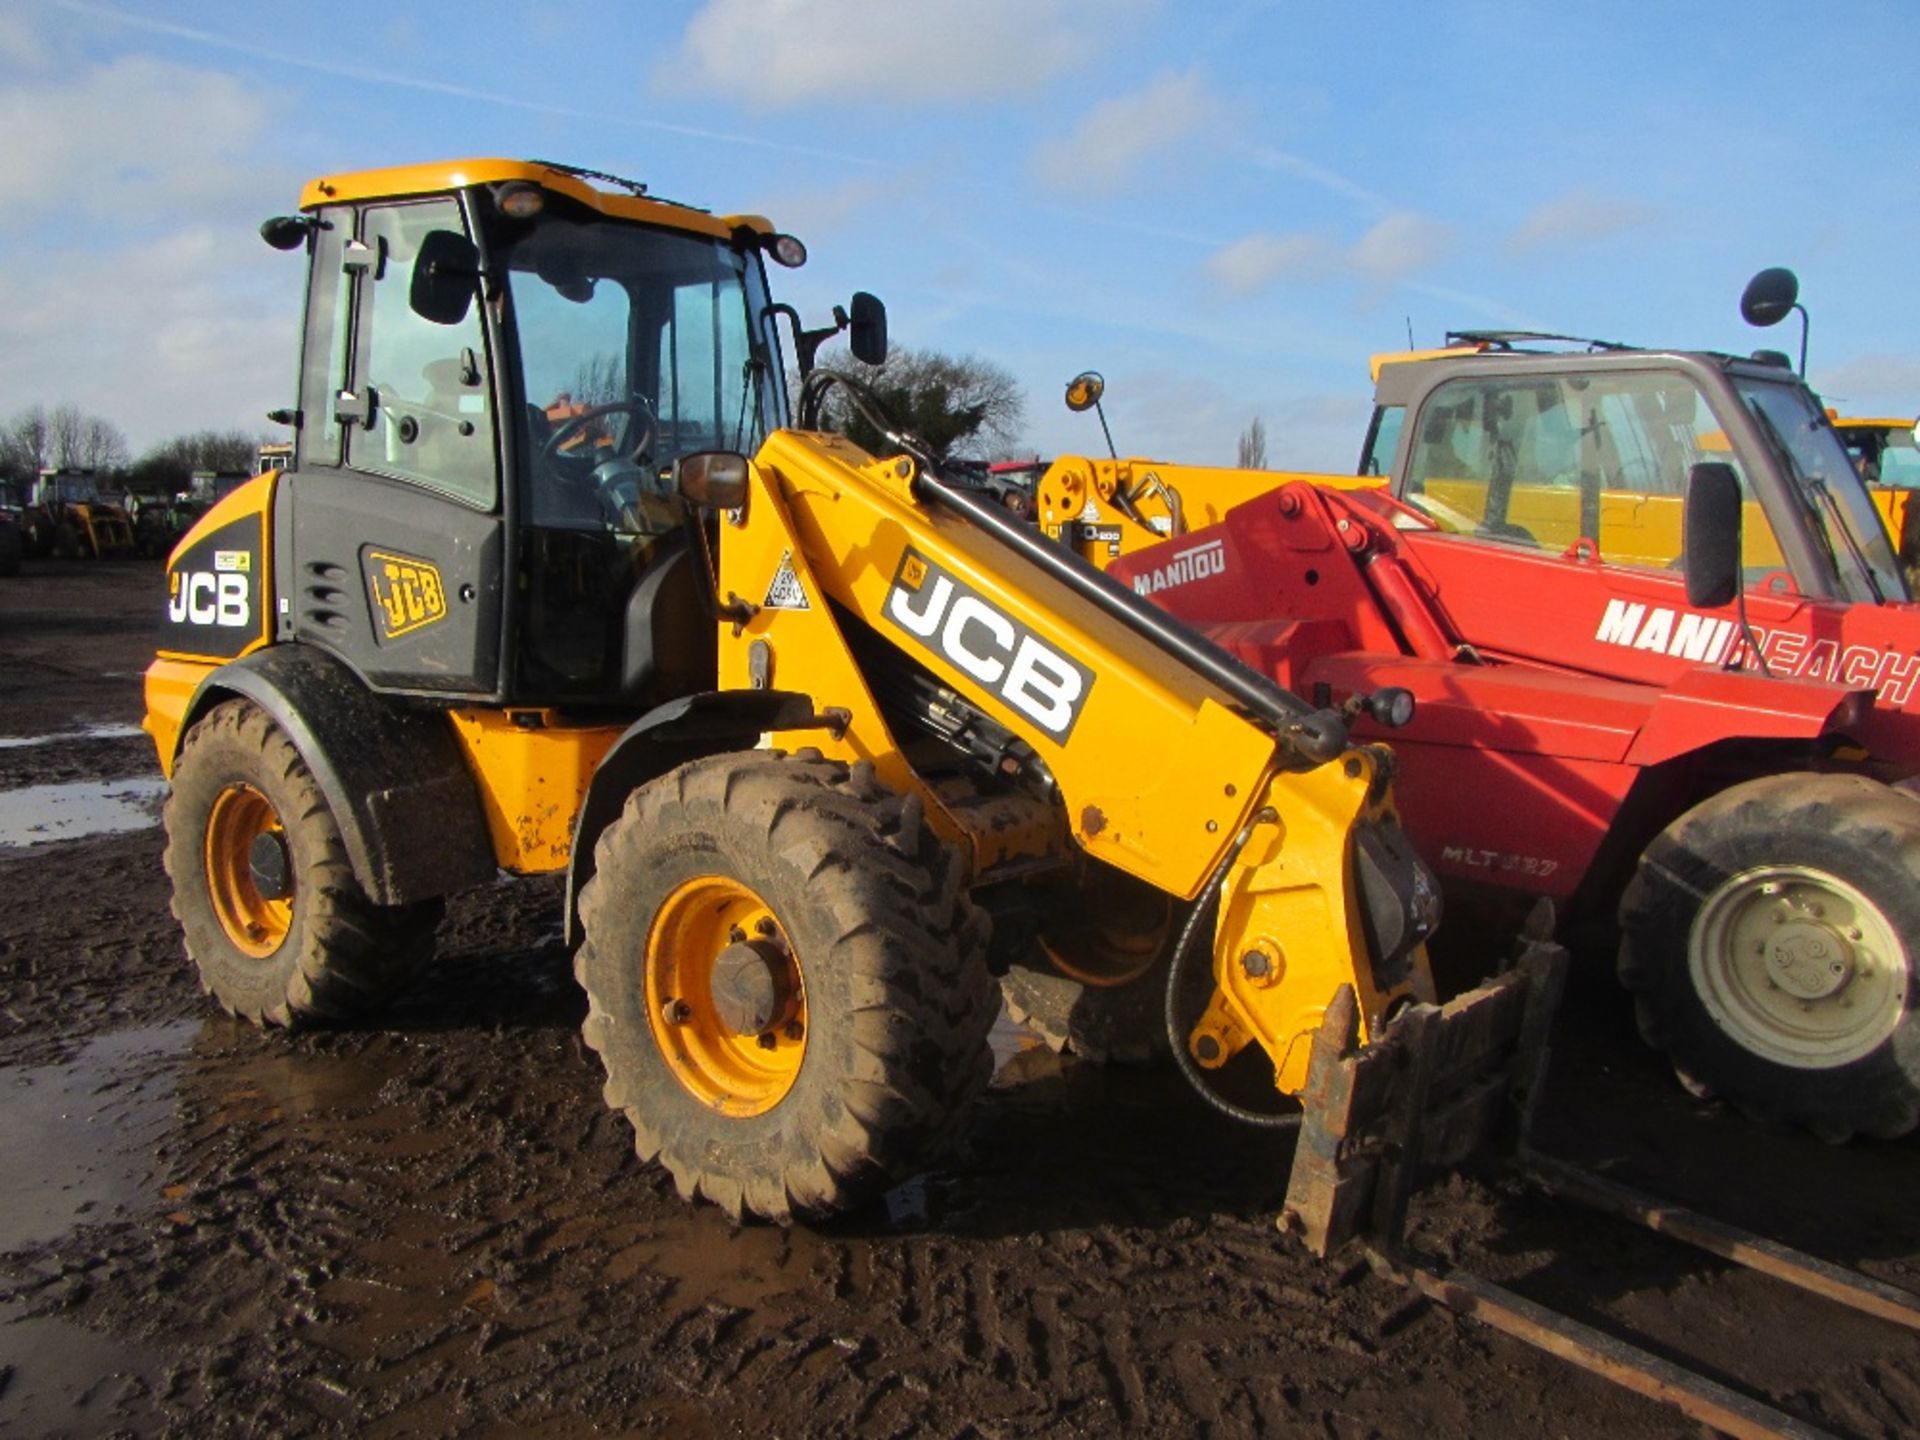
[
  {"x1": 990, "y1": 1007, "x2": 1042, "y2": 1075},
  {"x1": 0, "y1": 1298, "x2": 166, "y2": 1435},
  {"x1": 0, "y1": 1023, "x2": 192, "y2": 1251},
  {"x1": 0, "y1": 722, "x2": 146, "y2": 750},
  {"x1": 0, "y1": 776, "x2": 170, "y2": 849}
]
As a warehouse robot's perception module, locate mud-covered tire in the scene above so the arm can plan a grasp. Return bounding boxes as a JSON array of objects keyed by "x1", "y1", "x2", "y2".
[
  {"x1": 164, "y1": 699, "x2": 440, "y2": 1027},
  {"x1": 1619, "y1": 774, "x2": 1920, "y2": 1140},
  {"x1": 576, "y1": 751, "x2": 995, "y2": 1223}
]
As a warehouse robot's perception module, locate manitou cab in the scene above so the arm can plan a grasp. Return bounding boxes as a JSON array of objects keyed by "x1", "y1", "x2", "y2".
[{"x1": 1359, "y1": 338, "x2": 1909, "y2": 611}]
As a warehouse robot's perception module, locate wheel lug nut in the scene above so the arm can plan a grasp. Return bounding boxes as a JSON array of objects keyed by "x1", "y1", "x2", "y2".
[
  {"x1": 1847, "y1": 928, "x2": 1863, "y2": 941},
  {"x1": 757, "y1": 1032, "x2": 778, "y2": 1050},
  {"x1": 784, "y1": 1020, "x2": 804, "y2": 1041},
  {"x1": 729, "y1": 926, "x2": 747, "y2": 944},
  {"x1": 756, "y1": 917, "x2": 779, "y2": 937},
  {"x1": 662, "y1": 998, "x2": 693, "y2": 1026}
]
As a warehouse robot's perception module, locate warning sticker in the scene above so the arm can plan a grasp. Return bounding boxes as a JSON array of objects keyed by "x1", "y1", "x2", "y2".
[{"x1": 762, "y1": 550, "x2": 810, "y2": 610}]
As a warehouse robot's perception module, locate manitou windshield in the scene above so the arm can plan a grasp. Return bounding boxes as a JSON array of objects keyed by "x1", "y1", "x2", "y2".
[
  {"x1": 493, "y1": 212, "x2": 783, "y2": 528},
  {"x1": 1736, "y1": 377, "x2": 1908, "y2": 603}
]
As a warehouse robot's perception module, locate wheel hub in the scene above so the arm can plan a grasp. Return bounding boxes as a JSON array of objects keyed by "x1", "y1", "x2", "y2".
[
  {"x1": 1690, "y1": 864, "x2": 1909, "y2": 1069},
  {"x1": 1764, "y1": 922, "x2": 1853, "y2": 1000},
  {"x1": 710, "y1": 938, "x2": 795, "y2": 1036},
  {"x1": 248, "y1": 831, "x2": 293, "y2": 902}
]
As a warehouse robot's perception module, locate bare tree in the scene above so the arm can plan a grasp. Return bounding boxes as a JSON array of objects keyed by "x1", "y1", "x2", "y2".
[
  {"x1": 1236, "y1": 417, "x2": 1268, "y2": 470},
  {"x1": 818, "y1": 347, "x2": 1026, "y2": 461},
  {"x1": 48, "y1": 403, "x2": 88, "y2": 469},
  {"x1": 568, "y1": 353, "x2": 624, "y2": 408},
  {"x1": 0, "y1": 405, "x2": 51, "y2": 480},
  {"x1": 80, "y1": 416, "x2": 130, "y2": 471}
]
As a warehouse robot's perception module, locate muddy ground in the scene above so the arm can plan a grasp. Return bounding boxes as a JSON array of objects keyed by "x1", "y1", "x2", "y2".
[{"x1": 2, "y1": 559, "x2": 1918, "y2": 1439}]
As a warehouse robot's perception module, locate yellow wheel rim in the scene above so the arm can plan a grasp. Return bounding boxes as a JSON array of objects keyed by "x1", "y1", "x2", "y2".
[
  {"x1": 204, "y1": 783, "x2": 292, "y2": 958},
  {"x1": 645, "y1": 876, "x2": 806, "y2": 1116}
]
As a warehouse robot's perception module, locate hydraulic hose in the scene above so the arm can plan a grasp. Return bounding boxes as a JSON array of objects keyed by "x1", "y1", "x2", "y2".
[{"x1": 1163, "y1": 807, "x2": 1304, "y2": 1130}]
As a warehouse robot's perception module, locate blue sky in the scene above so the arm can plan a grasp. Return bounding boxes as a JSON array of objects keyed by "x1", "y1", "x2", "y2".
[{"x1": 3, "y1": 0, "x2": 1917, "y2": 469}]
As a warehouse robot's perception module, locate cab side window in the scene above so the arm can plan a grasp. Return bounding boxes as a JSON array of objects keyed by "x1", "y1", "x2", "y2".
[{"x1": 347, "y1": 200, "x2": 498, "y2": 510}]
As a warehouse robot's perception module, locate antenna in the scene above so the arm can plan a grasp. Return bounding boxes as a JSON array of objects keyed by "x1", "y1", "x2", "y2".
[{"x1": 1405, "y1": 316, "x2": 1415, "y2": 348}]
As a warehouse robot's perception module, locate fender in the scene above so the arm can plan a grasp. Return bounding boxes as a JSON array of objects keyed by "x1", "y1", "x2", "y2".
[
  {"x1": 1625, "y1": 666, "x2": 1870, "y2": 768},
  {"x1": 178, "y1": 646, "x2": 495, "y2": 905},
  {"x1": 564, "y1": 689, "x2": 820, "y2": 943}
]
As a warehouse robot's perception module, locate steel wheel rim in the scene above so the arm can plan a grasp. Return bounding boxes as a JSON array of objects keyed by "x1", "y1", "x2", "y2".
[
  {"x1": 645, "y1": 876, "x2": 806, "y2": 1116},
  {"x1": 1689, "y1": 863, "x2": 1910, "y2": 1069},
  {"x1": 204, "y1": 783, "x2": 292, "y2": 958}
]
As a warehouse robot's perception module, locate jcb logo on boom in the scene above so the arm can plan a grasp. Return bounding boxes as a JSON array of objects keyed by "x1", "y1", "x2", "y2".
[
  {"x1": 365, "y1": 550, "x2": 447, "y2": 640},
  {"x1": 885, "y1": 549, "x2": 1094, "y2": 742},
  {"x1": 168, "y1": 569, "x2": 251, "y2": 628}
]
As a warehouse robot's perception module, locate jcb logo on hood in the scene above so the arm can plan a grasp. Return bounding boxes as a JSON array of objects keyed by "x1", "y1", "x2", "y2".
[{"x1": 885, "y1": 549, "x2": 1093, "y2": 742}]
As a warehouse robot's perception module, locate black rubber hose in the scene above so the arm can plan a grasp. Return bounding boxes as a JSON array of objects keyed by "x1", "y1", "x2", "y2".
[{"x1": 1163, "y1": 809, "x2": 1304, "y2": 1130}]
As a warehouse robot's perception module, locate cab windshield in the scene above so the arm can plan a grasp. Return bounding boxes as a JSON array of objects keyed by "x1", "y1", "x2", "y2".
[
  {"x1": 493, "y1": 212, "x2": 782, "y2": 533},
  {"x1": 1736, "y1": 377, "x2": 1907, "y2": 603}
]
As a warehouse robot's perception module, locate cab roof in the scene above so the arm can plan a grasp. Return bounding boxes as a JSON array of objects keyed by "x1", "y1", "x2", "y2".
[{"x1": 297, "y1": 158, "x2": 775, "y2": 243}]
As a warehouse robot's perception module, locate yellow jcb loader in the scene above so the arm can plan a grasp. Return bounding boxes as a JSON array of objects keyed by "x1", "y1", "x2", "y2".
[{"x1": 141, "y1": 158, "x2": 1530, "y2": 1236}]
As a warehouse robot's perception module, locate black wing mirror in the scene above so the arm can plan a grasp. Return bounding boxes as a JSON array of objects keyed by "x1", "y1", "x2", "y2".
[
  {"x1": 410, "y1": 230, "x2": 481, "y2": 326},
  {"x1": 1683, "y1": 461, "x2": 1743, "y2": 608},
  {"x1": 847, "y1": 292, "x2": 887, "y2": 366}
]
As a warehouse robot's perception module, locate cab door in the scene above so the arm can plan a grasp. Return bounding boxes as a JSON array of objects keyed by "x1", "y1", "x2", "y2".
[{"x1": 283, "y1": 196, "x2": 505, "y2": 698}]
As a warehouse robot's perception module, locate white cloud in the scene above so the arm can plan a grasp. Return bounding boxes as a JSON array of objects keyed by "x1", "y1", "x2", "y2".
[
  {"x1": 756, "y1": 172, "x2": 929, "y2": 241},
  {"x1": 1810, "y1": 355, "x2": 1920, "y2": 416},
  {"x1": 1202, "y1": 210, "x2": 1454, "y2": 301},
  {"x1": 1247, "y1": 144, "x2": 1390, "y2": 216},
  {"x1": 0, "y1": 11, "x2": 52, "y2": 68},
  {"x1": 1030, "y1": 67, "x2": 1227, "y2": 196},
  {"x1": 1507, "y1": 189, "x2": 1661, "y2": 255},
  {"x1": 660, "y1": 0, "x2": 1127, "y2": 109},
  {"x1": 0, "y1": 225, "x2": 304, "y2": 452},
  {"x1": 1351, "y1": 210, "x2": 1456, "y2": 286},
  {"x1": 1203, "y1": 231, "x2": 1337, "y2": 296},
  {"x1": 0, "y1": 54, "x2": 275, "y2": 227}
]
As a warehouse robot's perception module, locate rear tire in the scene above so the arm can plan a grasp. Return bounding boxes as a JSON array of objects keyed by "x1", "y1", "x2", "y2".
[
  {"x1": 1619, "y1": 774, "x2": 1920, "y2": 1140},
  {"x1": 164, "y1": 699, "x2": 439, "y2": 1027},
  {"x1": 576, "y1": 751, "x2": 994, "y2": 1222}
]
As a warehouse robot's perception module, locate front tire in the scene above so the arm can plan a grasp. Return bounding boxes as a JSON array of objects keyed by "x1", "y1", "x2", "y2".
[
  {"x1": 1619, "y1": 774, "x2": 1920, "y2": 1140},
  {"x1": 576, "y1": 751, "x2": 995, "y2": 1222},
  {"x1": 164, "y1": 699, "x2": 439, "y2": 1026}
]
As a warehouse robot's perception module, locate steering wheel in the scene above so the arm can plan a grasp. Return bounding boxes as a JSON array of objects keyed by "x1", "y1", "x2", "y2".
[{"x1": 541, "y1": 398, "x2": 659, "y2": 472}]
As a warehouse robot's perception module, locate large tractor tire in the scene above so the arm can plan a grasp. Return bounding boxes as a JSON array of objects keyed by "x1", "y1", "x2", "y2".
[
  {"x1": 164, "y1": 699, "x2": 440, "y2": 1027},
  {"x1": 998, "y1": 866, "x2": 1188, "y2": 1065},
  {"x1": 1619, "y1": 773, "x2": 1920, "y2": 1141},
  {"x1": 576, "y1": 751, "x2": 995, "y2": 1223}
]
